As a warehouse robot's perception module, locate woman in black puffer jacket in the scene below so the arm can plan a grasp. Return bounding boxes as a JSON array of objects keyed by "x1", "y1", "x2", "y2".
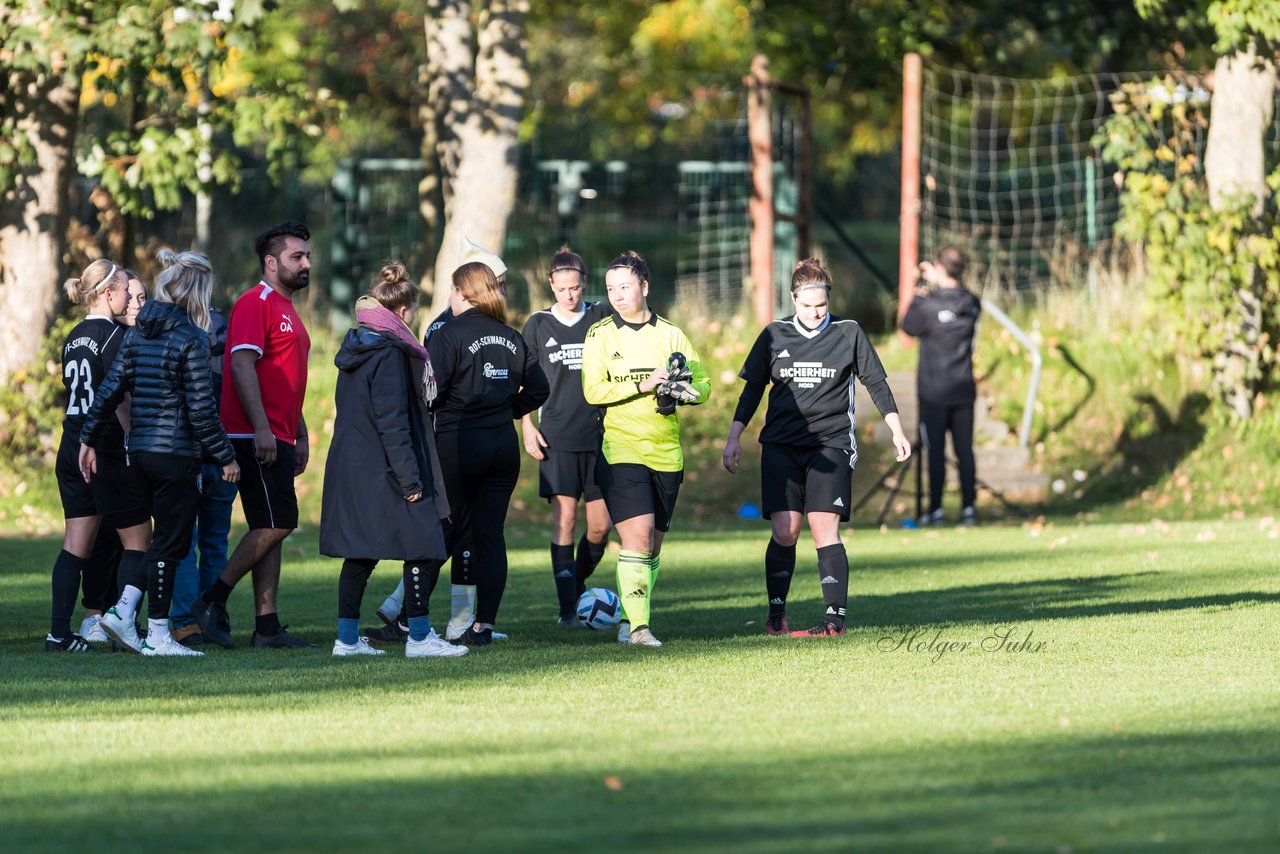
[{"x1": 80, "y1": 249, "x2": 240, "y2": 657}]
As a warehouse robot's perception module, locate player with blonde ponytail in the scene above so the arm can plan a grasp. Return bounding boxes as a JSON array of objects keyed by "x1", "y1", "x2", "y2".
[
  {"x1": 46, "y1": 260, "x2": 153, "y2": 652},
  {"x1": 80, "y1": 248, "x2": 240, "y2": 656}
]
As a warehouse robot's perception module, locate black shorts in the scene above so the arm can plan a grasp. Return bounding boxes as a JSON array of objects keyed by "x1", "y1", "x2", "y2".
[
  {"x1": 233, "y1": 438, "x2": 298, "y2": 530},
  {"x1": 595, "y1": 459, "x2": 683, "y2": 532},
  {"x1": 539, "y1": 448, "x2": 604, "y2": 501},
  {"x1": 56, "y1": 430, "x2": 150, "y2": 527},
  {"x1": 761, "y1": 444, "x2": 853, "y2": 521}
]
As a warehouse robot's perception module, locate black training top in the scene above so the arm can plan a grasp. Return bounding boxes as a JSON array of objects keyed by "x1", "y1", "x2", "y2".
[
  {"x1": 61, "y1": 315, "x2": 127, "y2": 458},
  {"x1": 422, "y1": 307, "x2": 453, "y2": 344},
  {"x1": 521, "y1": 301, "x2": 608, "y2": 451},
  {"x1": 734, "y1": 314, "x2": 897, "y2": 463},
  {"x1": 427, "y1": 308, "x2": 550, "y2": 432},
  {"x1": 900, "y1": 286, "x2": 980, "y2": 405}
]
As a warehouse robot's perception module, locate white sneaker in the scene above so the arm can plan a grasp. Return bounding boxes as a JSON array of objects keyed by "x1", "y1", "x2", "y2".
[
  {"x1": 616, "y1": 621, "x2": 631, "y2": 644},
  {"x1": 407, "y1": 629, "x2": 469, "y2": 658},
  {"x1": 333, "y1": 637, "x2": 386, "y2": 656},
  {"x1": 918, "y1": 508, "x2": 945, "y2": 526},
  {"x1": 628, "y1": 626, "x2": 663, "y2": 647},
  {"x1": 491, "y1": 629, "x2": 508, "y2": 641},
  {"x1": 445, "y1": 584, "x2": 477, "y2": 641},
  {"x1": 79, "y1": 614, "x2": 109, "y2": 643},
  {"x1": 141, "y1": 634, "x2": 204, "y2": 657},
  {"x1": 100, "y1": 607, "x2": 142, "y2": 654}
]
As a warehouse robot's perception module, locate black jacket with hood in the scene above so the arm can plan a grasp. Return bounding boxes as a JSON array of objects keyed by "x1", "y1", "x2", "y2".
[
  {"x1": 319, "y1": 326, "x2": 449, "y2": 562},
  {"x1": 80, "y1": 300, "x2": 234, "y2": 464}
]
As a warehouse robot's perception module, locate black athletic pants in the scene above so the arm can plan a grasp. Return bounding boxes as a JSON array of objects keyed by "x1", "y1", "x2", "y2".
[
  {"x1": 918, "y1": 398, "x2": 977, "y2": 512},
  {"x1": 339, "y1": 559, "x2": 439, "y2": 620},
  {"x1": 131, "y1": 452, "x2": 201, "y2": 620},
  {"x1": 435, "y1": 425, "x2": 520, "y2": 625}
]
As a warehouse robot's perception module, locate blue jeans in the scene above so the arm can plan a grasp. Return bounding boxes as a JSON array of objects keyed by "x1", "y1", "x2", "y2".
[{"x1": 170, "y1": 462, "x2": 238, "y2": 627}]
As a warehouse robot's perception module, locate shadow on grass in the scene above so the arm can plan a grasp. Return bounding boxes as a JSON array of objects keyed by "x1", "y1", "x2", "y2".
[
  {"x1": 3, "y1": 728, "x2": 1276, "y2": 850},
  {"x1": 1072, "y1": 392, "x2": 1210, "y2": 511}
]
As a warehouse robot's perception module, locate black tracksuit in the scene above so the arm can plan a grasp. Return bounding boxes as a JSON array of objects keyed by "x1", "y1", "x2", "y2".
[
  {"x1": 81, "y1": 301, "x2": 235, "y2": 620},
  {"x1": 427, "y1": 308, "x2": 549, "y2": 624},
  {"x1": 901, "y1": 286, "x2": 981, "y2": 512}
]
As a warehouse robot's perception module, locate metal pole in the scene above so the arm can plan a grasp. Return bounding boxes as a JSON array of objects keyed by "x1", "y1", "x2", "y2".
[
  {"x1": 1086, "y1": 155, "x2": 1098, "y2": 302},
  {"x1": 746, "y1": 53, "x2": 774, "y2": 327},
  {"x1": 797, "y1": 87, "x2": 812, "y2": 260},
  {"x1": 898, "y1": 52, "x2": 923, "y2": 343}
]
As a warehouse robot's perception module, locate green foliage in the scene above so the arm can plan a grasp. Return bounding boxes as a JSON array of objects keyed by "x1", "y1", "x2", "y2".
[
  {"x1": 1096, "y1": 77, "x2": 1280, "y2": 416},
  {"x1": 1136, "y1": 0, "x2": 1280, "y2": 56},
  {"x1": 0, "y1": 316, "x2": 74, "y2": 465},
  {"x1": 71, "y1": 0, "x2": 344, "y2": 216}
]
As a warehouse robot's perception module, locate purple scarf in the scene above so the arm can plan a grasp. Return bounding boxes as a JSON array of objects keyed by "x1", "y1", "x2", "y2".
[{"x1": 355, "y1": 296, "x2": 437, "y2": 403}]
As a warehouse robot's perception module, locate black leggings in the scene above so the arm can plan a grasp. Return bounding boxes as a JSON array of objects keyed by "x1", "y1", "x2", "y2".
[
  {"x1": 131, "y1": 452, "x2": 201, "y2": 620},
  {"x1": 918, "y1": 399, "x2": 976, "y2": 512},
  {"x1": 435, "y1": 425, "x2": 520, "y2": 624},
  {"x1": 340, "y1": 559, "x2": 440, "y2": 621}
]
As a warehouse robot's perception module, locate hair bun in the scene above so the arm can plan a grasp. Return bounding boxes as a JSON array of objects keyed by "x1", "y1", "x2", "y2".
[
  {"x1": 379, "y1": 261, "x2": 409, "y2": 287},
  {"x1": 156, "y1": 247, "x2": 179, "y2": 269}
]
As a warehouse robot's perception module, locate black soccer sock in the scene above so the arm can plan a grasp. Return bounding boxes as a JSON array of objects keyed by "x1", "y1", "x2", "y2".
[
  {"x1": 81, "y1": 529, "x2": 121, "y2": 612},
  {"x1": 816, "y1": 543, "x2": 849, "y2": 630},
  {"x1": 50, "y1": 550, "x2": 88, "y2": 638},
  {"x1": 764, "y1": 538, "x2": 797, "y2": 618},
  {"x1": 575, "y1": 534, "x2": 608, "y2": 595},
  {"x1": 116, "y1": 549, "x2": 147, "y2": 599},
  {"x1": 551, "y1": 543, "x2": 577, "y2": 617},
  {"x1": 255, "y1": 612, "x2": 282, "y2": 636},
  {"x1": 204, "y1": 577, "x2": 235, "y2": 605}
]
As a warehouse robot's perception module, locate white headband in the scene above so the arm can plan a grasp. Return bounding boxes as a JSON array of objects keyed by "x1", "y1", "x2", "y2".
[
  {"x1": 93, "y1": 264, "x2": 119, "y2": 293},
  {"x1": 793, "y1": 283, "x2": 829, "y2": 293}
]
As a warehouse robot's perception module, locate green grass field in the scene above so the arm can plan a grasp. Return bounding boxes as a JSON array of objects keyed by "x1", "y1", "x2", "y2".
[{"x1": 2, "y1": 516, "x2": 1277, "y2": 851}]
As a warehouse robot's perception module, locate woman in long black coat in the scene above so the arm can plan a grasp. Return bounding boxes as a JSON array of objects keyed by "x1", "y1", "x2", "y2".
[{"x1": 319, "y1": 262, "x2": 465, "y2": 659}]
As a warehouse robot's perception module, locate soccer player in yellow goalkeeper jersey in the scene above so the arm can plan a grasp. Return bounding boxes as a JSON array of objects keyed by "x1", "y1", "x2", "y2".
[{"x1": 581, "y1": 251, "x2": 711, "y2": 648}]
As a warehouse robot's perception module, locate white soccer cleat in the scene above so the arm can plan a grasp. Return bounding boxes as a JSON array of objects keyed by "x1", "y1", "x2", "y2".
[
  {"x1": 628, "y1": 626, "x2": 663, "y2": 647},
  {"x1": 100, "y1": 607, "x2": 142, "y2": 654},
  {"x1": 333, "y1": 637, "x2": 386, "y2": 657},
  {"x1": 141, "y1": 634, "x2": 204, "y2": 657},
  {"x1": 407, "y1": 629, "x2": 469, "y2": 658},
  {"x1": 616, "y1": 621, "x2": 631, "y2": 644},
  {"x1": 79, "y1": 614, "x2": 109, "y2": 643}
]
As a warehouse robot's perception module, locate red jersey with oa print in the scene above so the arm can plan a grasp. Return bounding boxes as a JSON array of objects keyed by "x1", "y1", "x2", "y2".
[{"x1": 221, "y1": 282, "x2": 311, "y2": 444}]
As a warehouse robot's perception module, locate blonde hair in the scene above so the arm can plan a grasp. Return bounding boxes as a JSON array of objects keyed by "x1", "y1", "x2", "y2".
[
  {"x1": 372, "y1": 260, "x2": 418, "y2": 313},
  {"x1": 64, "y1": 259, "x2": 123, "y2": 306},
  {"x1": 154, "y1": 248, "x2": 214, "y2": 331},
  {"x1": 452, "y1": 261, "x2": 506, "y2": 323},
  {"x1": 791, "y1": 257, "x2": 832, "y2": 294}
]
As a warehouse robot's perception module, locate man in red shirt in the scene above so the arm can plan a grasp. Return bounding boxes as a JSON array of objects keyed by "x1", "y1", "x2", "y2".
[{"x1": 192, "y1": 221, "x2": 317, "y2": 648}]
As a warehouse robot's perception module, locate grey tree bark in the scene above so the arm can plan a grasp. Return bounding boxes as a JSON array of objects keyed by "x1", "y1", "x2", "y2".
[
  {"x1": 0, "y1": 51, "x2": 80, "y2": 380},
  {"x1": 1204, "y1": 45, "x2": 1277, "y2": 419},
  {"x1": 422, "y1": 0, "x2": 530, "y2": 317}
]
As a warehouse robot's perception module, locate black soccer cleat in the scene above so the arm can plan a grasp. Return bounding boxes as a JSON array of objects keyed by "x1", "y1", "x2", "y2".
[
  {"x1": 45, "y1": 633, "x2": 93, "y2": 652},
  {"x1": 251, "y1": 626, "x2": 319, "y2": 649},
  {"x1": 449, "y1": 623, "x2": 493, "y2": 648},
  {"x1": 191, "y1": 595, "x2": 234, "y2": 648},
  {"x1": 363, "y1": 622, "x2": 409, "y2": 644}
]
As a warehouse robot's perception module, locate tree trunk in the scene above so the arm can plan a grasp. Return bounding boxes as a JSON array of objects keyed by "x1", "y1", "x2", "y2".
[
  {"x1": 428, "y1": 0, "x2": 530, "y2": 316},
  {"x1": 1204, "y1": 46, "x2": 1277, "y2": 419},
  {"x1": 0, "y1": 60, "x2": 80, "y2": 380}
]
